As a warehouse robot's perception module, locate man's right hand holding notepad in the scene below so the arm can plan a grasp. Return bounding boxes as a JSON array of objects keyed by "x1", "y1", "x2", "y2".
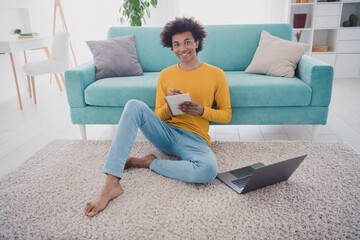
[{"x1": 165, "y1": 89, "x2": 204, "y2": 116}]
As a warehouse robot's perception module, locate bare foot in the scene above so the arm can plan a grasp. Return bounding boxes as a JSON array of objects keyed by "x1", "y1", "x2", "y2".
[
  {"x1": 85, "y1": 175, "x2": 123, "y2": 217},
  {"x1": 124, "y1": 154, "x2": 156, "y2": 169}
]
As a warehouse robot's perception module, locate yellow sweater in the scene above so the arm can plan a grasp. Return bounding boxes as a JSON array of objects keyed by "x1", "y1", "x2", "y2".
[{"x1": 155, "y1": 63, "x2": 232, "y2": 145}]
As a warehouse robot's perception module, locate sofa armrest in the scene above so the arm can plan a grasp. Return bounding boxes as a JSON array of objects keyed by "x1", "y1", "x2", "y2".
[
  {"x1": 65, "y1": 62, "x2": 96, "y2": 108},
  {"x1": 296, "y1": 55, "x2": 334, "y2": 107}
]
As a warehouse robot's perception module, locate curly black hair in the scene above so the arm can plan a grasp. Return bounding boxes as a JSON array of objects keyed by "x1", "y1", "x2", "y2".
[{"x1": 160, "y1": 16, "x2": 208, "y2": 53}]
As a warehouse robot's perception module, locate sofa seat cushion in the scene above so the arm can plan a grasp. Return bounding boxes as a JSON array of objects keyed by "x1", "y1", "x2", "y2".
[
  {"x1": 226, "y1": 72, "x2": 312, "y2": 107},
  {"x1": 85, "y1": 71, "x2": 312, "y2": 108},
  {"x1": 85, "y1": 72, "x2": 159, "y2": 107}
]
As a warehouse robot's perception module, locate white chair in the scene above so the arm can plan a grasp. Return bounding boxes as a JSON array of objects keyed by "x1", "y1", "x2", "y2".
[{"x1": 22, "y1": 31, "x2": 71, "y2": 104}]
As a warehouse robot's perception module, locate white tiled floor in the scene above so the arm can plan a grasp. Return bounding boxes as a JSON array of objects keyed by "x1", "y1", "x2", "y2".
[{"x1": 0, "y1": 77, "x2": 359, "y2": 179}]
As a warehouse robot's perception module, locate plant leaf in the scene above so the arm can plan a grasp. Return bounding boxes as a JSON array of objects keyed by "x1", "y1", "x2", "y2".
[
  {"x1": 151, "y1": 0, "x2": 157, "y2": 7},
  {"x1": 118, "y1": 0, "x2": 155, "y2": 26},
  {"x1": 133, "y1": 0, "x2": 140, "y2": 10}
]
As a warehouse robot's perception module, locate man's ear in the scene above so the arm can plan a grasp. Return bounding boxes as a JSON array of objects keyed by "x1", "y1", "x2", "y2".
[{"x1": 196, "y1": 40, "x2": 199, "y2": 48}]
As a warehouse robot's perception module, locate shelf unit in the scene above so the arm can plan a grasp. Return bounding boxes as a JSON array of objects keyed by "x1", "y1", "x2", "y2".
[{"x1": 288, "y1": 0, "x2": 360, "y2": 78}]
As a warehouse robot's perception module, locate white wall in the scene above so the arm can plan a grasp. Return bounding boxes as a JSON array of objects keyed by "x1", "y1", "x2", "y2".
[
  {"x1": 0, "y1": 0, "x2": 288, "y2": 103},
  {"x1": 178, "y1": 0, "x2": 289, "y2": 25}
]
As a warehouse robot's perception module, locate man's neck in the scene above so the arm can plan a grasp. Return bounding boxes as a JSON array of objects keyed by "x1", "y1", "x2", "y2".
[{"x1": 179, "y1": 59, "x2": 203, "y2": 71}]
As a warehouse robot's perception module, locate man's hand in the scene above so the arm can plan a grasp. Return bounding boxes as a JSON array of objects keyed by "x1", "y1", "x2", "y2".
[
  {"x1": 178, "y1": 101, "x2": 204, "y2": 116},
  {"x1": 167, "y1": 88, "x2": 184, "y2": 96}
]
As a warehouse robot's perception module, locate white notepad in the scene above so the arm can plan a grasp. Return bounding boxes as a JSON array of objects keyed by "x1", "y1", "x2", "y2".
[{"x1": 165, "y1": 93, "x2": 192, "y2": 116}]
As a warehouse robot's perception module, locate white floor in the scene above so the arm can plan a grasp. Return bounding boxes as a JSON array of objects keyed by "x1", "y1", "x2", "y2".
[{"x1": 0, "y1": 77, "x2": 359, "y2": 178}]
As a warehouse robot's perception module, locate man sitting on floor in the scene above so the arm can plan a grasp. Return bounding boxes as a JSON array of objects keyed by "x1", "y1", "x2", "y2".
[{"x1": 85, "y1": 16, "x2": 232, "y2": 217}]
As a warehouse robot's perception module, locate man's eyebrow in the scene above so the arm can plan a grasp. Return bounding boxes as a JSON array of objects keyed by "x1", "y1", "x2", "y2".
[{"x1": 173, "y1": 38, "x2": 192, "y2": 43}]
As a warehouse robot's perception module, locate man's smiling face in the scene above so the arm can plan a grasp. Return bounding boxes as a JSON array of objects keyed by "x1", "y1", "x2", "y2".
[{"x1": 172, "y1": 31, "x2": 199, "y2": 64}]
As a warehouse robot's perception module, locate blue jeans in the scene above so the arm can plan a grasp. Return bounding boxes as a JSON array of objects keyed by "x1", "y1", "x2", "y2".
[{"x1": 102, "y1": 100, "x2": 218, "y2": 184}]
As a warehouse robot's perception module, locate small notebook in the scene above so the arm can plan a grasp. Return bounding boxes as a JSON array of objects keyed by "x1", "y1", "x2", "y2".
[{"x1": 165, "y1": 93, "x2": 191, "y2": 116}]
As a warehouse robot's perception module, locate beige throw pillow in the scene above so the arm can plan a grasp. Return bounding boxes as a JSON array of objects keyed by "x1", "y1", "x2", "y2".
[{"x1": 245, "y1": 30, "x2": 309, "y2": 78}]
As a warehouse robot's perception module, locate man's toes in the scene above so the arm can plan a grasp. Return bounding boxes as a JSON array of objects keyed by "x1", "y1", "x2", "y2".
[
  {"x1": 85, "y1": 202, "x2": 93, "y2": 214},
  {"x1": 88, "y1": 208, "x2": 99, "y2": 217}
]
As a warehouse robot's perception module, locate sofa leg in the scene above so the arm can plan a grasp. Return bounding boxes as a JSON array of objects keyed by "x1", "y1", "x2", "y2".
[
  {"x1": 311, "y1": 125, "x2": 320, "y2": 141},
  {"x1": 79, "y1": 124, "x2": 87, "y2": 140}
]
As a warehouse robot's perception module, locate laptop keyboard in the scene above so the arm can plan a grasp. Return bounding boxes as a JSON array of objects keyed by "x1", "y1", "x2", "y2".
[
  {"x1": 230, "y1": 166, "x2": 254, "y2": 178},
  {"x1": 232, "y1": 176, "x2": 251, "y2": 189}
]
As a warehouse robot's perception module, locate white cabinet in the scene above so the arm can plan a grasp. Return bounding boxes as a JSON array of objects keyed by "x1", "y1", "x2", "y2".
[
  {"x1": 312, "y1": 53, "x2": 337, "y2": 66},
  {"x1": 335, "y1": 54, "x2": 360, "y2": 77},
  {"x1": 316, "y1": 4, "x2": 341, "y2": 16},
  {"x1": 289, "y1": 0, "x2": 360, "y2": 78},
  {"x1": 314, "y1": 15, "x2": 339, "y2": 28},
  {"x1": 337, "y1": 28, "x2": 360, "y2": 53},
  {"x1": 338, "y1": 28, "x2": 360, "y2": 40},
  {"x1": 337, "y1": 41, "x2": 360, "y2": 52},
  {"x1": 314, "y1": 4, "x2": 341, "y2": 28}
]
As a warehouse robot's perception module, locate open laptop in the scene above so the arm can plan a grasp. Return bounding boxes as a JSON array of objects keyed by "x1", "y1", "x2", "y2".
[{"x1": 217, "y1": 155, "x2": 307, "y2": 194}]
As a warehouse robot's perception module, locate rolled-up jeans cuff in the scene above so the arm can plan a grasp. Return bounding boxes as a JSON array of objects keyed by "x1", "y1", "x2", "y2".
[
  {"x1": 149, "y1": 159, "x2": 158, "y2": 172},
  {"x1": 102, "y1": 167, "x2": 122, "y2": 180}
]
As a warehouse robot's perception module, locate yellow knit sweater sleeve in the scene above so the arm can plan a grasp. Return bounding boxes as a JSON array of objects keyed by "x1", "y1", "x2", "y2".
[{"x1": 201, "y1": 69, "x2": 232, "y2": 124}]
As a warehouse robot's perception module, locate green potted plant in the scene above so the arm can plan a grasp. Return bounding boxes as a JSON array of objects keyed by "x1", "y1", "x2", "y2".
[{"x1": 119, "y1": 0, "x2": 158, "y2": 26}]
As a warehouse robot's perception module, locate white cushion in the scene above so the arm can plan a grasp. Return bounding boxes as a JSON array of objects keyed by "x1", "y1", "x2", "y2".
[
  {"x1": 245, "y1": 30, "x2": 309, "y2": 78},
  {"x1": 22, "y1": 59, "x2": 69, "y2": 76},
  {"x1": 51, "y1": 31, "x2": 71, "y2": 62}
]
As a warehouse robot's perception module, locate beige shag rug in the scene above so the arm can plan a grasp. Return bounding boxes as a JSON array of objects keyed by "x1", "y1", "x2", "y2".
[{"x1": 0, "y1": 140, "x2": 359, "y2": 239}]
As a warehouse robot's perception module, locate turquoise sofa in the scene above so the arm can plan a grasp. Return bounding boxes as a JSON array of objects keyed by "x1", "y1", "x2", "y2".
[{"x1": 65, "y1": 24, "x2": 333, "y2": 140}]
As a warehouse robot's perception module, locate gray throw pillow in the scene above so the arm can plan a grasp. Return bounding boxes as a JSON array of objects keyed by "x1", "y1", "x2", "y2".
[{"x1": 86, "y1": 34, "x2": 143, "y2": 80}]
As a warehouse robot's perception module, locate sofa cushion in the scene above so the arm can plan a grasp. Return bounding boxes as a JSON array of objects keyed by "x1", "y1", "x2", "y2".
[
  {"x1": 86, "y1": 34, "x2": 143, "y2": 80},
  {"x1": 85, "y1": 72, "x2": 159, "y2": 108},
  {"x1": 245, "y1": 30, "x2": 308, "y2": 78},
  {"x1": 85, "y1": 71, "x2": 312, "y2": 108},
  {"x1": 226, "y1": 72, "x2": 312, "y2": 107}
]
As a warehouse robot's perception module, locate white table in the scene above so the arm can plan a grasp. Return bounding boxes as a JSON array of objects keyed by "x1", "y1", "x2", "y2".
[{"x1": 0, "y1": 36, "x2": 52, "y2": 110}]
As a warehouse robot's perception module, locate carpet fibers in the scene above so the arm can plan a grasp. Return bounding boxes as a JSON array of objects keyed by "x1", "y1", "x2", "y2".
[{"x1": 0, "y1": 140, "x2": 359, "y2": 239}]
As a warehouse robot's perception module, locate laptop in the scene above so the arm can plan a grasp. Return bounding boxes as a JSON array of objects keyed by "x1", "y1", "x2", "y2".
[{"x1": 217, "y1": 155, "x2": 307, "y2": 194}]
